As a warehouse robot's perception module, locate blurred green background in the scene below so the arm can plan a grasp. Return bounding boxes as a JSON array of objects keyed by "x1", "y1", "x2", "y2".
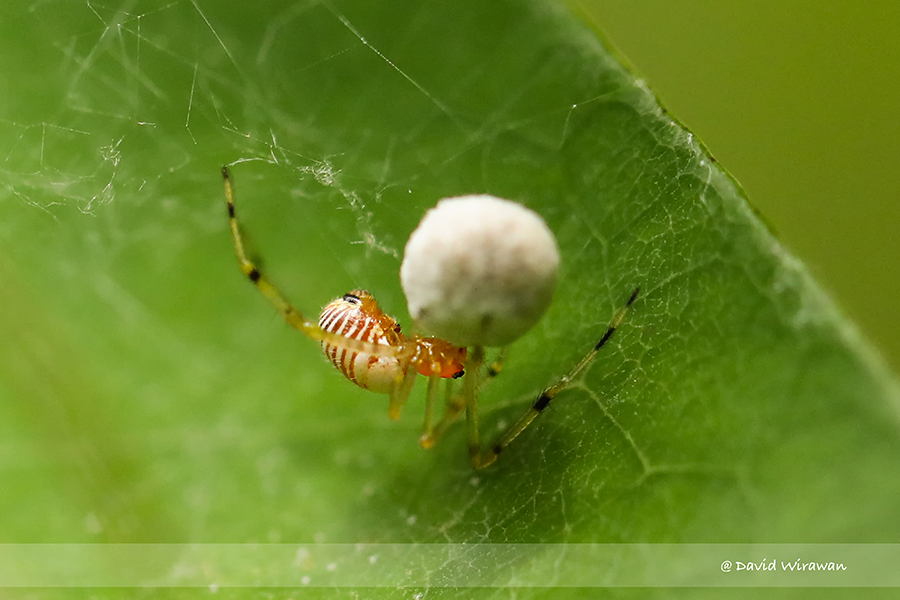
[
  {"x1": 577, "y1": 0, "x2": 900, "y2": 371},
  {"x1": 1, "y1": 0, "x2": 898, "y2": 594}
]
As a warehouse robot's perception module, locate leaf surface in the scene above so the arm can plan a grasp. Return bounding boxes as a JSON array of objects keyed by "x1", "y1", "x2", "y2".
[{"x1": 1, "y1": 0, "x2": 898, "y2": 596}]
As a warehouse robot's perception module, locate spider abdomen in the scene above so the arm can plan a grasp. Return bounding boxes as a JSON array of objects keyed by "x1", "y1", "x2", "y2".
[{"x1": 317, "y1": 291, "x2": 404, "y2": 394}]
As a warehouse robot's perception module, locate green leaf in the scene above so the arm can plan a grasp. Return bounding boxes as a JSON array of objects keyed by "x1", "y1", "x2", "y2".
[{"x1": 1, "y1": 0, "x2": 898, "y2": 596}]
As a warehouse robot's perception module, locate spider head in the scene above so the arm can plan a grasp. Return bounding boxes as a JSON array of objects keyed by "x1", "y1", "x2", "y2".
[{"x1": 414, "y1": 338, "x2": 466, "y2": 379}]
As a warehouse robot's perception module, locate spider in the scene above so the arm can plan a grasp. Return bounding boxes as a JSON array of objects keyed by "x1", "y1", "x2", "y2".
[{"x1": 222, "y1": 166, "x2": 638, "y2": 469}]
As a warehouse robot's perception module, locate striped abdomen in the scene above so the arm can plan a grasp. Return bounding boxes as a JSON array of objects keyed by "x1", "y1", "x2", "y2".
[{"x1": 317, "y1": 291, "x2": 404, "y2": 394}]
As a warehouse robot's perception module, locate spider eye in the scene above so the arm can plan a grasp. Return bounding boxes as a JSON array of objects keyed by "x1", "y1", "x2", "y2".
[{"x1": 342, "y1": 293, "x2": 362, "y2": 304}]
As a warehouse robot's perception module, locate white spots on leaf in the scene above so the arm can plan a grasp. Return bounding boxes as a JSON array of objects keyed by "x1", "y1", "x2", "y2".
[
  {"x1": 84, "y1": 512, "x2": 103, "y2": 535},
  {"x1": 294, "y1": 547, "x2": 310, "y2": 567}
]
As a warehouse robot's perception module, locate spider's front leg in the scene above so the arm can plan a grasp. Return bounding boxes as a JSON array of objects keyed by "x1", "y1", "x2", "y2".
[{"x1": 470, "y1": 288, "x2": 640, "y2": 469}]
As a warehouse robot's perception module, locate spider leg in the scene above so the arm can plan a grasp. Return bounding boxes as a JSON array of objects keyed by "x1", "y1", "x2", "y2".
[
  {"x1": 223, "y1": 166, "x2": 405, "y2": 359},
  {"x1": 473, "y1": 287, "x2": 639, "y2": 469},
  {"x1": 223, "y1": 166, "x2": 319, "y2": 335},
  {"x1": 418, "y1": 372, "x2": 442, "y2": 447},
  {"x1": 420, "y1": 377, "x2": 466, "y2": 449},
  {"x1": 424, "y1": 347, "x2": 504, "y2": 455},
  {"x1": 387, "y1": 363, "x2": 418, "y2": 421},
  {"x1": 464, "y1": 345, "x2": 487, "y2": 468}
]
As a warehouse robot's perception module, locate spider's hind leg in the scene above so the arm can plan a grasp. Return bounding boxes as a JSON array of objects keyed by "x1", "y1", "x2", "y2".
[
  {"x1": 222, "y1": 167, "x2": 405, "y2": 359},
  {"x1": 222, "y1": 166, "x2": 323, "y2": 340}
]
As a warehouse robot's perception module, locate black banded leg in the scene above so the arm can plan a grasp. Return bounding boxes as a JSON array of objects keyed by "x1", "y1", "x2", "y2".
[
  {"x1": 474, "y1": 287, "x2": 640, "y2": 469},
  {"x1": 223, "y1": 166, "x2": 323, "y2": 340},
  {"x1": 223, "y1": 166, "x2": 407, "y2": 359}
]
